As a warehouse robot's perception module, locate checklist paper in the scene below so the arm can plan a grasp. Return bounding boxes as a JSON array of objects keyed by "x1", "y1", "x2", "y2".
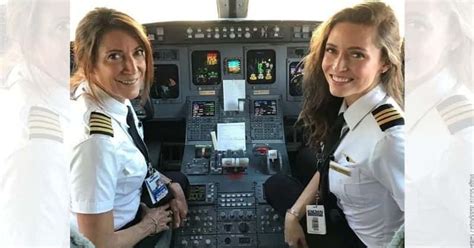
[
  {"x1": 223, "y1": 79, "x2": 246, "y2": 111},
  {"x1": 217, "y1": 122, "x2": 246, "y2": 151}
]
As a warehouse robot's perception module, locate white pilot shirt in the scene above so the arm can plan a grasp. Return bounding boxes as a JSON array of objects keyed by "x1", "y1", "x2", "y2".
[
  {"x1": 70, "y1": 82, "x2": 147, "y2": 230},
  {"x1": 0, "y1": 63, "x2": 70, "y2": 247},
  {"x1": 329, "y1": 84, "x2": 404, "y2": 247},
  {"x1": 405, "y1": 69, "x2": 473, "y2": 247}
]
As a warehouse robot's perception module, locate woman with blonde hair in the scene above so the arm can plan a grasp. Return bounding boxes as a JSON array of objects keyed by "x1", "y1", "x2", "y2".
[{"x1": 70, "y1": 8, "x2": 188, "y2": 247}]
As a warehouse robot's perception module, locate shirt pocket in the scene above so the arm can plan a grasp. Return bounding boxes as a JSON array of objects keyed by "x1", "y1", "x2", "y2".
[
  {"x1": 342, "y1": 166, "x2": 380, "y2": 207},
  {"x1": 117, "y1": 154, "x2": 147, "y2": 196}
]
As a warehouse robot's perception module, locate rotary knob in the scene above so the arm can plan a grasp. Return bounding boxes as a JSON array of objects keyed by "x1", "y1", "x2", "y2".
[{"x1": 238, "y1": 222, "x2": 249, "y2": 233}]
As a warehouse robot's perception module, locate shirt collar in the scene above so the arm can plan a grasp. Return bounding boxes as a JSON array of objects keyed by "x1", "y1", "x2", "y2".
[
  {"x1": 339, "y1": 84, "x2": 387, "y2": 130},
  {"x1": 405, "y1": 69, "x2": 457, "y2": 131},
  {"x1": 80, "y1": 82, "x2": 131, "y2": 127}
]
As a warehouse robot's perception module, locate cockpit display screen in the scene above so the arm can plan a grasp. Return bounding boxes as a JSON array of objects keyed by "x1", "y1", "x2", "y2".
[
  {"x1": 151, "y1": 64, "x2": 179, "y2": 99},
  {"x1": 192, "y1": 101, "x2": 215, "y2": 117},
  {"x1": 192, "y1": 51, "x2": 222, "y2": 85},
  {"x1": 288, "y1": 61, "x2": 304, "y2": 96},
  {"x1": 246, "y1": 49, "x2": 276, "y2": 84},
  {"x1": 188, "y1": 185, "x2": 206, "y2": 202},
  {"x1": 226, "y1": 58, "x2": 241, "y2": 74},
  {"x1": 254, "y1": 100, "x2": 277, "y2": 116}
]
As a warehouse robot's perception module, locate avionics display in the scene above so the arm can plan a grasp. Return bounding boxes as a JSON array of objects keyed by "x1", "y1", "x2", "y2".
[
  {"x1": 254, "y1": 100, "x2": 277, "y2": 116},
  {"x1": 188, "y1": 185, "x2": 206, "y2": 202},
  {"x1": 225, "y1": 58, "x2": 241, "y2": 74},
  {"x1": 246, "y1": 49, "x2": 276, "y2": 84},
  {"x1": 192, "y1": 51, "x2": 222, "y2": 85},
  {"x1": 288, "y1": 61, "x2": 304, "y2": 96},
  {"x1": 192, "y1": 101, "x2": 215, "y2": 117},
  {"x1": 150, "y1": 64, "x2": 179, "y2": 99}
]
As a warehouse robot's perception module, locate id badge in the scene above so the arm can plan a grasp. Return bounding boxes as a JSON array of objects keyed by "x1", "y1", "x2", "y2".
[
  {"x1": 144, "y1": 171, "x2": 168, "y2": 205},
  {"x1": 306, "y1": 205, "x2": 326, "y2": 235}
]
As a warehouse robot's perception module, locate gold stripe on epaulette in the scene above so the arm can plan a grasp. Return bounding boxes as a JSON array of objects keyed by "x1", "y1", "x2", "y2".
[
  {"x1": 373, "y1": 108, "x2": 397, "y2": 120},
  {"x1": 377, "y1": 113, "x2": 403, "y2": 126},
  {"x1": 28, "y1": 106, "x2": 63, "y2": 142},
  {"x1": 90, "y1": 119, "x2": 112, "y2": 127},
  {"x1": 436, "y1": 95, "x2": 473, "y2": 134},
  {"x1": 372, "y1": 104, "x2": 405, "y2": 131},
  {"x1": 90, "y1": 126, "x2": 114, "y2": 133},
  {"x1": 90, "y1": 114, "x2": 112, "y2": 124},
  {"x1": 89, "y1": 112, "x2": 114, "y2": 137}
]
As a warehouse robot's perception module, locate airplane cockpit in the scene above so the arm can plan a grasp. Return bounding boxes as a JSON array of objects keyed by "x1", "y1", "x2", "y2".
[
  {"x1": 134, "y1": 13, "x2": 314, "y2": 248},
  {"x1": 68, "y1": 1, "x2": 403, "y2": 247},
  {"x1": 124, "y1": 4, "x2": 315, "y2": 246}
]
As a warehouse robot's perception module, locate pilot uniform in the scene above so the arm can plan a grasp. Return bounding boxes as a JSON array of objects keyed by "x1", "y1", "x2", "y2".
[
  {"x1": 330, "y1": 84, "x2": 404, "y2": 247},
  {"x1": 70, "y1": 82, "x2": 148, "y2": 230},
  {"x1": 405, "y1": 69, "x2": 473, "y2": 247},
  {"x1": 0, "y1": 63, "x2": 70, "y2": 247}
]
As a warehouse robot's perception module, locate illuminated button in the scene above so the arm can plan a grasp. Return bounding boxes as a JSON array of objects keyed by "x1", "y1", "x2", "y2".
[
  {"x1": 245, "y1": 27, "x2": 250, "y2": 31},
  {"x1": 253, "y1": 27, "x2": 258, "y2": 31},
  {"x1": 197, "y1": 28, "x2": 202, "y2": 32},
  {"x1": 214, "y1": 33, "x2": 220, "y2": 39},
  {"x1": 273, "y1": 26, "x2": 280, "y2": 32},
  {"x1": 214, "y1": 27, "x2": 219, "y2": 32},
  {"x1": 223, "y1": 27, "x2": 228, "y2": 32},
  {"x1": 206, "y1": 33, "x2": 212, "y2": 38},
  {"x1": 229, "y1": 33, "x2": 236, "y2": 39},
  {"x1": 186, "y1": 27, "x2": 193, "y2": 34},
  {"x1": 244, "y1": 32, "x2": 251, "y2": 38},
  {"x1": 236, "y1": 194, "x2": 241, "y2": 197},
  {"x1": 230, "y1": 27, "x2": 234, "y2": 32},
  {"x1": 156, "y1": 27, "x2": 164, "y2": 35}
]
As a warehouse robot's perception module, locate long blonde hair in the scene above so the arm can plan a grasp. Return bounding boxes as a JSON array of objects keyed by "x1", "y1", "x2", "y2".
[
  {"x1": 70, "y1": 7, "x2": 153, "y2": 104},
  {"x1": 298, "y1": 1, "x2": 403, "y2": 148}
]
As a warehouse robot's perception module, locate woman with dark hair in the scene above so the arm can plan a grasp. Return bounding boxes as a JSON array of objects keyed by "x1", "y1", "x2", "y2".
[
  {"x1": 264, "y1": 2, "x2": 404, "y2": 247},
  {"x1": 70, "y1": 8, "x2": 188, "y2": 247}
]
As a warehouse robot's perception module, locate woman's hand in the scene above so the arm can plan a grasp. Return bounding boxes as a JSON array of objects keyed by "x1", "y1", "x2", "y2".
[
  {"x1": 284, "y1": 212, "x2": 308, "y2": 248},
  {"x1": 141, "y1": 203, "x2": 173, "y2": 234},
  {"x1": 168, "y1": 183, "x2": 188, "y2": 228}
]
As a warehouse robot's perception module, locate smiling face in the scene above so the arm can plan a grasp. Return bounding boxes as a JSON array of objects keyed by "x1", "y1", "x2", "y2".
[
  {"x1": 92, "y1": 29, "x2": 146, "y2": 102},
  {"x1": 322, "y1": 22, "x2": 387, "y2": 106},
  {"x1": 405, "y1": 2, "x2": 452, "y2": 91}
]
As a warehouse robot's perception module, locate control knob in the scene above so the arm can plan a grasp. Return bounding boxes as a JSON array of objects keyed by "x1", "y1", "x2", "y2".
[{"x1": 238, "y1": 222, "x2": 249, "y2": 233}]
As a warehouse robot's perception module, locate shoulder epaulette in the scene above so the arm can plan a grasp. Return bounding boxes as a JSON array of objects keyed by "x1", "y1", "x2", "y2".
[
  {"x1": 372, "y1": 104, "x2": 404, "y2": 131},
  {"x1": 436, "y1": 95, "x2": 473, "y2": 135},
  {"x1": 89, "y1": 112, "x2": 114, "y2": 137},
  {"x1": 28, "y1": 106, "x2": 63, "y2": 143}
]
